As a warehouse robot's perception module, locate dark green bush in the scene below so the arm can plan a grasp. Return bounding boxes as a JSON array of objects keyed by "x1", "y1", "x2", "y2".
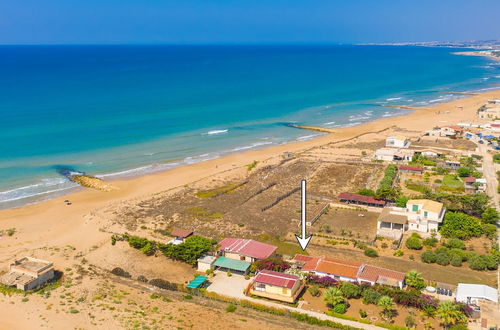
[
  {"x1": 364, "y1": 248, "x2": 378, "y2": 258},
  {"x1": 450, "y1": 255, "x2": 462, "y2": 267},
  {"x1": 421, "y1": 251, "x2": 436, "y2": 263},
  {"x1": 435, "y1": 252, "x2": 451, "y2": 266},
  {"x1": 405, "y1": 236, "x2": 423, "y2": 250}
]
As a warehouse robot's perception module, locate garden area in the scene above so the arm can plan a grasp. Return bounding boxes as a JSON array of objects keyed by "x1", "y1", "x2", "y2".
[{"x1": 301, "y1": 271, "x2": 471, "y2": 329}]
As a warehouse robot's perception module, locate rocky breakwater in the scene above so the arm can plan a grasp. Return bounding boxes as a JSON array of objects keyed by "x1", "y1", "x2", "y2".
[{"x1": 69, "y1": 174, "x2": 117, "y2": 192}]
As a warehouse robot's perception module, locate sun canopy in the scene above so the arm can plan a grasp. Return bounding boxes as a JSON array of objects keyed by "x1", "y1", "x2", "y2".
[
  {"x1": 213, "y1": 256, "x2": 250, "y2": 272},
  {"x1": 186, "y1": 275, "x2": 208, "y2": 289}
]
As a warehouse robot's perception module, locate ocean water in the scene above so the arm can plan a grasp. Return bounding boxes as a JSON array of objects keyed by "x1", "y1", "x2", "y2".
[{"x1": 1, "y1": 45, "x2": 499, "y2": 209}]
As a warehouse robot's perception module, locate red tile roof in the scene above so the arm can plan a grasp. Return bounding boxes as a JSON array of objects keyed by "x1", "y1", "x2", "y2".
[
  {"x1": 399, "y1": 165, "x2": 423, "y2": 172},
  {"x1": 294, "y1": 254, "x2": 314, "y2": 262},
  {"x1": 338, "y1": 193, "x2": 386, "y2": 206},
  {"x1": 492, "y1": 123, "x2": 500, "y2": 128},
  {"x1": 218, "y1": 238, "x2": 277, "y2": 259},
  {"x1": 302, "y1": 257, "x2": 362, "y2": 279},
  {"x1": 171, "y1": 228, "x2": 193, "y2": 238},
  {"x1": 358, "y1": 265, "x2": 405, "y2": 284},
  {"x1": 254, "y1": 270, "x2": 299, "y2": 289},
  {"x1": 464, "y1": 177, "x2": 476, "y2": 183}
]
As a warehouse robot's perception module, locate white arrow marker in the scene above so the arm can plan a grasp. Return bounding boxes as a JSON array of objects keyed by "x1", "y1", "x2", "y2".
[{"x1": 295, "y1": 180, "x2": 312, "y2": 251}]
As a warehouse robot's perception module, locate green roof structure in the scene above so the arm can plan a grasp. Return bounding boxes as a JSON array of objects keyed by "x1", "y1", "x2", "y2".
[
  {"x1": 186, "y1": 275, "x2": 208, "y2": 289},
  {"x1": 213, "y1": 256, "x2": 250, "y2": 272}
]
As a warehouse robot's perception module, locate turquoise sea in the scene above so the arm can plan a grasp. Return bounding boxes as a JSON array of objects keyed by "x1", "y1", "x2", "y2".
[{"x1": 1, "y1": 45, "x2": 499, "y2": 209}]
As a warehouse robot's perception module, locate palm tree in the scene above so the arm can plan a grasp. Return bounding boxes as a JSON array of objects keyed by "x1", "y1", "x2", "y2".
[
  {"x1": 436, "y1": 301, "x2": 467, "y2": 328},
  {"x1": 378, "y1": 296, "x2": 395, "y2": 321},
  {"x1": 405, "y1": 270, "x2": 426, "y2": 290},
  {"x1": 323, "y1": 287, "x2": 344, "y2": 307}
]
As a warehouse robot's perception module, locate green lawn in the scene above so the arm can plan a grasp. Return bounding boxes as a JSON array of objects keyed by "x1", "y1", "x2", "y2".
[{"x1": 442, "y1": 174, "x2": 463, "y2": 187}]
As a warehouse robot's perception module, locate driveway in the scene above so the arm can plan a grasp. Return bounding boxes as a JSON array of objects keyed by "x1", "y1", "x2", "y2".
[{"x1": 206, "y1": 271, "x2": 250, "y2": 299}]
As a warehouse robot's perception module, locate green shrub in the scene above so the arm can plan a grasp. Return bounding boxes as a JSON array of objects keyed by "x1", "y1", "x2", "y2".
[
  {"x1": 435, "y1": 252, "x2": 451, "y2": 266},
  {"x1": 406, "y1": 236, "x2": 423, "y2": 250},
  {"x1": 340, "y1": 282, "x2": 361, "y2": 299},
  {"x1": 364, "y1": 248, "x2": 378, "y2": 258},
  {"x1": 362, "y1": 289, "x2": 381, "y2": 305},
  {"x1": 423, "y1": 237, "x2": 438, "y2": 247},
  {"x1": 450, "y1": 255, "x2": 462, "y2": 267},
  {"x1": 421, "y1": 251, "x2": 436, "y2": 263},
  {"x1": 359, "y1": 309, "x2": 368, "y2": 318},
  {"x1": 445, "y1": 238, "x2": 466, "y2": 250},
  {"x1": 393, "y1": 249, "x2": 404, "y2": 257},
  {"x1": 226, "y1": 304, "x2": 237, "y2": 312},
  {"x1": 308, "y1": 284, "x2": 321, "y2": 297},
  {"x1": 333, "y1": 303, "x2": 347, "y2": 314},
  {"x1": 440, "y1": 212, "x2": 483, "y2": 240},
  {"x1": 483, "y1": 224, "x2": 498, "y2": 240}
]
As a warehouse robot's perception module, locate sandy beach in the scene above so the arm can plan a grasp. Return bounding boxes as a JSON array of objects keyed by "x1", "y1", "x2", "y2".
[{"x1": 1, "y1": 89, "x2": 499, "y2": 329}]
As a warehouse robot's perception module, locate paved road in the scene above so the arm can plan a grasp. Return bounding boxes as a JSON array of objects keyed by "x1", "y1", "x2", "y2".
[{"x1": 477, "y1": 143, "x2": 500, "y2": 306}]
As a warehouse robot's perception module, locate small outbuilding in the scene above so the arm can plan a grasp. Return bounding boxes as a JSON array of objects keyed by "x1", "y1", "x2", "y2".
[
  {"x1": 455, "y1": 283, "x2": 498, "y2": 304},
  {"x1": 197, "y1": 255, "x2": 217, "y2": 273},
  {"x1": 0, "y1": 257, "x2": 55, "y2": 291},
  {"x1": 169, "y1": 228, "x2": 193, "y2": 245}
]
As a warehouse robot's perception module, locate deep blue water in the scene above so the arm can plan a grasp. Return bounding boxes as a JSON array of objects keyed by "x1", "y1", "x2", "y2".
[{"x1": 0, "y1": 45, "x2": 499, "y2": 208}]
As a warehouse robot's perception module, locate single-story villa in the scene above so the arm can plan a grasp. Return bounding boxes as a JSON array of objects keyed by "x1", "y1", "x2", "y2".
[
  {"x1": 248, "y1": 270, "x2": 304, "y2": 303},
  {"x1": 299, "y1": 255, "x2": 362, "y2": 282},
  {"x1": 374, "y1": 148, "x2": 414, "y2": 162},
  {"x1": 455, "y1": 283, "x2": 498, "y2": 304},
  {"x1": 338, "y1": 193, "x2": 386, "y2": 208},
  {"x1": 357, "y1": 264, "x2": 405, "y2": 289},
  {"x1": 217, "y1": 238, "x2": 277, "y2": 262}
]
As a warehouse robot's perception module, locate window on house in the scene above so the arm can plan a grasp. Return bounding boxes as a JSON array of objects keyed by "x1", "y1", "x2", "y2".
[
  {"x1": 240, "y1": 256, "x2": 245, "y2": 261},
  {"x1": 424, "y1": 211, "x2": 428, "y2": 218},
  {"x1": 412, "y1": 205, "x2": 419, "y2": 212}
]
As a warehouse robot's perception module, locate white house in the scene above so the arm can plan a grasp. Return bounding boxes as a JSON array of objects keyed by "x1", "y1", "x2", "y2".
[
  {"x1": 374, "y1": 148, "x2": 414, "y2": 162},
  {"x1": 455, "y1": 283, "x2": 498, "y2": 304},
  {"x1": 377, "y1": 199, "x2": 445, "y2": 238},
  {"x1": 406, "y1": 199, "x2": 445, "y2": 234},
  {"x1": 386, "y1": 136, "x2": 410, "y2": 148}
]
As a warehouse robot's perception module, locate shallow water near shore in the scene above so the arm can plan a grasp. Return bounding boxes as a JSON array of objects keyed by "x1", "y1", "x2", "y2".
[{"x1": 0, "y1": 44, "x2": 499, "y2": 209}]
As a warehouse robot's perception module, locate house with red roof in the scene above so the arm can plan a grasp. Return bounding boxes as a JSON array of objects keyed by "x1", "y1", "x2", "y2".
[
  {"x1": 357, "y1": 264, "x2": 405, "y2": 289},
  {"x1": 294, "y1": 255, "x2": 406, "y2": 289},
  {"x1": 398, "y1": 165, "x2": 423, "y2": 175},
  {"x1": 168, "y1": 228, "x2": 194, "y2": 245},
  {"x1": 297, "y1": 255, "x2": 362, "y2": 282},
  {"x1": 338, "y1": 193, "x2": 386, "y2": 207},
  {"x1": 248, "y1": 270, "x2": 304, "y2": 303},
  {"x1": 217, "y1": 238, "x2": 277, "y2": 263}
]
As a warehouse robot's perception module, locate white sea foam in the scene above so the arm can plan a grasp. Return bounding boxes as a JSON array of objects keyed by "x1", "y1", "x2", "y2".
[
  {"x1": 323, "y1": 121, "x2": 336, "y2": 125},
  {"x1": 0, "y1": 187, "x2": 75, "y2": 203},
  {"x1": 296, "y1": 134, "x2": 320, "y2": 141},
  {"x1": 230, "y1": 141, "x2": 273, "y2": 152},
  {"x1": 386, "y1": 97, "x2": 402, "y2": 101},
  {"x1": 205, "y1": 129, "x2": 228, "y2": 135}
]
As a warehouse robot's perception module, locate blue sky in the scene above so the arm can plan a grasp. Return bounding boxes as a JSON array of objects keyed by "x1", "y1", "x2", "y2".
[{"x1": 1, "y1": 0, "x2": 499, "y2": 44}]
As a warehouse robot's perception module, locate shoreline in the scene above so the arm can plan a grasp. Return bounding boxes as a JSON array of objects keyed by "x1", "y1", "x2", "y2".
[
  {"x1": 1, "y1": 89, "x2": 500, "y2": 223},
  {"x1": 0, "y1": 89, "x2": 492, "y2": 211}
]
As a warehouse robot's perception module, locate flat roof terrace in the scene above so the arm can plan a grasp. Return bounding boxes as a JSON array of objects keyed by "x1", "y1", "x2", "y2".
[{"x1": 11, "y1": 257, "x2": 53, "y2": 274}]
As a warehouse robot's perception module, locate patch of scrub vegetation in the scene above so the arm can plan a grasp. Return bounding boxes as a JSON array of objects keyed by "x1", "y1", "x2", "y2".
[
  {"x1": 247, "y1": 161, "x2": 258, "y2": 171},
  {"x1": 184, "y1": 206, "x2": 224, "y2": 220},
  {"x1": 258, "y1": 234, "x2": 307, "y2": 256},
  {"x1": 0, "y1": 228, "x2": 16, "y2": 237},
  {"x1": 195, "y1": 183, "x2": 243, "y2": 198}
]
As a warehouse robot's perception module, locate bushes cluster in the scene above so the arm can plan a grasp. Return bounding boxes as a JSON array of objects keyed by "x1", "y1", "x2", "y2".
[
  {"x1": 440, "y1": 212, "x2": 483, "y2": 240},
  {"x1": 110, "y1": 267, "x2": 131, "y2": 278},
  {"x1": 123, "y1": 234, "x2": 213, "y2": 265},
  {"x1": 149, "y1": 278, "x2": 179, "y2": 291},
  {"x1": 420, "y1": 245, "x2": 498, "y2": 271}
]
